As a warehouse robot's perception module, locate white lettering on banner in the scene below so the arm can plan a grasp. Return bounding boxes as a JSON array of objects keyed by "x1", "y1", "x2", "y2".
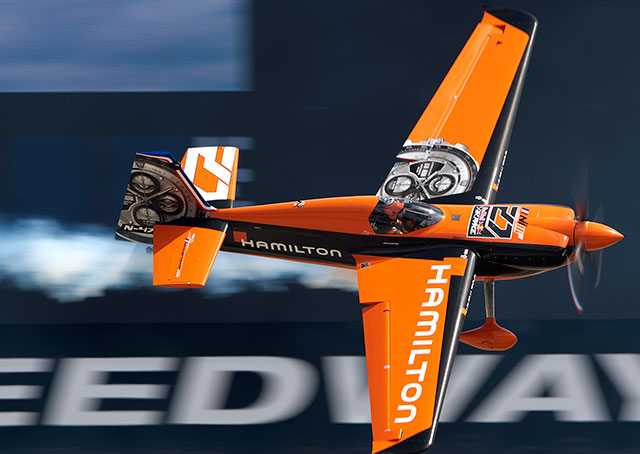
[
  {"x1": 169, "y1": 356, "x2": 318, "y2": 425},
  {"x1": 468, "y1": 354, "x2": 610, "y2": 422},
  {"x1": 322, "y1": 356, "x2": 371, "y2": 423},
  {"x1": 596, "y1": 354, "x2": 640, "y2": 421},
  {"x1": 394, "y1": 264, "x2": 450, "y2": 425},
  {"x1": 43, "y1": 357, "x2": 177, "y2": 426},
  {"x1": 0, "y1": 354, "x2": 636, "y2": 426},
  {"x1": 0, "y1": 358, "x2": 53, "y2": 426},
  {"x1": 321, "y1": 354, "x2": 503, "y2": 425},
  {"x1": 440, "y1": 355, "x2": 502, "y2": 422}
]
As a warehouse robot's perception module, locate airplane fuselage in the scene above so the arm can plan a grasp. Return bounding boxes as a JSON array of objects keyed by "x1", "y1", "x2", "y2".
[{"x1": 212, "y1": 195, "x2": 584, "y2": 280}]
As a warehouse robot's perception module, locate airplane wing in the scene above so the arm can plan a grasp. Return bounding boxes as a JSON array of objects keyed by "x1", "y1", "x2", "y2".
[
  {"x1": 378, "y1": 7, "x2": 537, "y2": 205},
  {"x1": 355, "y1": 248, "x2": 477, "y2": 453}
]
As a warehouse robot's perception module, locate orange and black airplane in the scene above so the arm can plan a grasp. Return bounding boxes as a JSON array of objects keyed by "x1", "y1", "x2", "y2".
[{"x1": 116, "y1": 7, "x2": 622, "y2": 454}]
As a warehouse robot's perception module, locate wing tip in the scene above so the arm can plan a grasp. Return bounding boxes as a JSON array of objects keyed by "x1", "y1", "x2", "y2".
[
  {"x1": 483, "y1": 6, "x2": 538, "y2": 36},
  {"x1": 374, "y1": 429, "x2": 434, "y2": 454}
]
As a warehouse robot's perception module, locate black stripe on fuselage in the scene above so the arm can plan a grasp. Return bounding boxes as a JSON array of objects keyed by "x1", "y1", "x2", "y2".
[
  {"x1": 165, "y1": 217, "x2": 228, "y2": 232},
  {"x1": 217, "y1": 220, "x2": 566, "y2": 277}
]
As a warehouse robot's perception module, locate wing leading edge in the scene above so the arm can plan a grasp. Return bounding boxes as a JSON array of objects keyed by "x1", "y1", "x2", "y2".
[
  {"x1": 355, "y1": 248, "x2": 477, "y2": 453},
  {"x1": 378, "y1": 7, "x2": 537, "y2": 205}
]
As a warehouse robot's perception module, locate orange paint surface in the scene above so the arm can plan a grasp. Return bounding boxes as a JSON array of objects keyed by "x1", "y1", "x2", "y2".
[
  {"x1": 215, "y1": 196, "x2": 380, "y2": 235},
  {"x1": 215, "y1": 199, "x2": 574, "y2": 250},
  {"x1": 180, "y1": 146, "x2": 239, "y2": 201},
  {"x1": 153, "y1": 225, "x2": 225, "y2": 288},
  {"x1": 356, "y1": 255, "x2": 467, "y2": 453},
  {"x1": 407, "y1": 13, "x2": 529, "y2": 166},
  {"x1": 194, "y1": 154, "x2": 223, "y2": 195}
]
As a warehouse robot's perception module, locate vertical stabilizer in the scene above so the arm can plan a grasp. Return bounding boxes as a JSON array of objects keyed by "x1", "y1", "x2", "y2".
[
  {"x1": 116, "y1": 152, "x2": 214, "y2": 244},
  {"x1": 181, "y1": 146, "x2": 239, "y2": 206}
]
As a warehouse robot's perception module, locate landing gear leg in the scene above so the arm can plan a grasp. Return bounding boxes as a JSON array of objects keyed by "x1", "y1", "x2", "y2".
[
  {"x1": 485, "y1": 279, "x2": 495, "y2": 319},
  {"x1": 459, "y1": 280, "x2": 518, "y2": 351}
]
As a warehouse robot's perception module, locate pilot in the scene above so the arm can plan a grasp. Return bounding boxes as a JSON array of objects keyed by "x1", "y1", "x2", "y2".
[
  {"x1": 382, "y1": 199, "x2": 405, "y2": 220},
  {"x1": 382, "y1": 199, "x2": 414, "y2": 234}
]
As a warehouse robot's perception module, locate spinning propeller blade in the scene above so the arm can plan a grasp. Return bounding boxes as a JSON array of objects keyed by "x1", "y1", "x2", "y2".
[
  {"x1": 571, "y1": 158, "x2": 589, "y2": 222},
  {"x1": 567, "y1": 159, "x2": 619, "y2": 313}
]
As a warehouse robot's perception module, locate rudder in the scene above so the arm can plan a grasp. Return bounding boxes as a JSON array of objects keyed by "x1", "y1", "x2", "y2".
[
  {"x1": 181, "y1": 146, "x2": 240, "y2": 207},
  {"x1": 116, "y1": 151, "x2": 214, "y2": 244}
]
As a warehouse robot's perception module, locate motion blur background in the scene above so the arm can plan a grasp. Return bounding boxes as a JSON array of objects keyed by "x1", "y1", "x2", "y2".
[{"x1": 0, "y1": 1, "x2": 638, "y2": 453}]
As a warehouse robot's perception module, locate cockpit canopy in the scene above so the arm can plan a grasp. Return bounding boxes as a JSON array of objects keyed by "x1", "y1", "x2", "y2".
[{"x1": 369, "y1": 198, "x2": 444, "y2": 234}]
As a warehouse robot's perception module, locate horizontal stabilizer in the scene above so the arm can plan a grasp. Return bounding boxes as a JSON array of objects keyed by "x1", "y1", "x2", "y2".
[{"x1": 153, "y1": 221, "x2": 228, "y2": 288}]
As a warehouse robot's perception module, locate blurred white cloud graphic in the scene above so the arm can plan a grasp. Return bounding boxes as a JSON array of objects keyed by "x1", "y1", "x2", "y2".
[{"x1": 0, "y1": 218, "x2": 357, "y2": 302}]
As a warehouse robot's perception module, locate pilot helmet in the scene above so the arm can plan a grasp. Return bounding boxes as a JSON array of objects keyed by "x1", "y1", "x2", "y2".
[{"x1": 383, "y1": 199, "x2": 405, "y2": 219}]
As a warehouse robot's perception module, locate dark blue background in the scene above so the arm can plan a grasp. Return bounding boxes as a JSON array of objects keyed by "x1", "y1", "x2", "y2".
[{"x1": 0, "y1": 1, "x2": 637, "y2": 453}]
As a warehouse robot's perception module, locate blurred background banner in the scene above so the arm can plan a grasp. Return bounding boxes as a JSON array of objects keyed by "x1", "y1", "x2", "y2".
[
  {"x1": 0, "y1": 0, "x2": 251, "y2": 92},
  {"x1": 0, "y1": 1, "x2": 637, "y2": 453}
]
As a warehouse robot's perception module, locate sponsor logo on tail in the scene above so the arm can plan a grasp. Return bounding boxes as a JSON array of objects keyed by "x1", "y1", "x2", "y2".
[{"x1": 181, "y1": 146, "x2": 239, "y2": 201}]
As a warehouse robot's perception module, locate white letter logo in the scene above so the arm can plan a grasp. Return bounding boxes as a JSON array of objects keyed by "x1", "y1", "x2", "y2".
[{"x1": 181, "y1": 146, "x2": 238, "y2": 201}]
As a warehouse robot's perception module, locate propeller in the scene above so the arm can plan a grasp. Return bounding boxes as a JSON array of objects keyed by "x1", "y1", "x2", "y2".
[{"x1": 567, "y1": 159, "x2": 604, "y2": 314}]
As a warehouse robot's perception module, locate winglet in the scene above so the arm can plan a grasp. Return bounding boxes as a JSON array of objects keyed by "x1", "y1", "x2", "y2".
[{"x1": 483, "y1": 6, "x2": 538, "y2": 36}]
